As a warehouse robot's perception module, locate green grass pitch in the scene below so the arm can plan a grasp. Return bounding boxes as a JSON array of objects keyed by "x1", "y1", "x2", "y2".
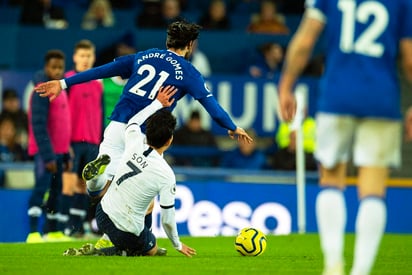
[{"x1": 0, "y1": 234, "x2": 411, "y2": 274}]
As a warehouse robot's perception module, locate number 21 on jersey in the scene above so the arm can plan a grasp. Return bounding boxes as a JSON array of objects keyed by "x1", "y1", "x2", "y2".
[{"x1": 129, "y1": 64, "x2": 170, "y2": 99}]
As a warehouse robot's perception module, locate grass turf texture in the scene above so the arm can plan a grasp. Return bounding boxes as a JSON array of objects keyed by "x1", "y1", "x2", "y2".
[{"x1": 0, "y1": 234, "x2": 411, "y2": 275}]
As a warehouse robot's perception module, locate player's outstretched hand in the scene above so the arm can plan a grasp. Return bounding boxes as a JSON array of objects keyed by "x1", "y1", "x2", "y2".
[
  {"x1": 156, "y1": 85, "x2": 177, "y2": 107},
  {"x1": 228, "y1": 127, "x2": 253, "y2": 144},
  {"x1": 178, "y1": 243, "x2": 196, "y2": 258},
  {"x1": 279, "y1": 88, "x2": 296, "y2": 122},
  {"x1": 34, "y1": 80, "x2": 62, "y2": 101}
]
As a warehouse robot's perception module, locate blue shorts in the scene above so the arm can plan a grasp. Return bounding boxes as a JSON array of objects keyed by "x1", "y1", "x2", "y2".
[
  {"x1": 95, "y1": 203, "x2": 156, "y2": 256},
  {"x1": 71, "y1": 142, "x2": 99, "y2": 177}
]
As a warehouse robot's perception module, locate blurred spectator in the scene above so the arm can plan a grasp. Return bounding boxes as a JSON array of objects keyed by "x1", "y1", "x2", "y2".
[
  {"x1": 64, "y1": 40, "x2": 103, "y2": 238},
  {"x1": 162, "y1": 0, "x2": 182, "y2": 24},
  {"x1": 136, "y1": 0, "x2": 183, "y2": 29},
  {"x1": 26, "y1": 49, "x2": 72, "y2": 243},
  {"x1": 19, "y1": 0, "x2": 68, "y2": 29},
  {"x1": 190, "y1": 40, "x2": 212, "y2": 77},
  {"x1": 271, "y1": 117, "x2": 317, "y2": 171},
  {"x1": 247, "y1": 42, "x2": 284, "y2": 79},
  {"x1": 247, "y1": 0, "x2": 289, "y2": 35},
  {"x1": 81, "y1": 0, "x2": 115, "y2": 30},
  {"x1": 96, "y1": 32, "x2": 136, "y2": 66},
  {"x1": 173, "y1": 110, "x2": 218, "y2": 167},
  {"x1": 102, "y1": 77, "x2": 128, "y2": 127},
  {"x1": 0, "y1": 88, "x2": 29, "y2": 149},
  {"x1": 0, "y1": 117, "x2": 28, "y2": 162},
  {"x1": 220, "y1": 129, "x2": 267, "y2": 170},
  {"x1": 135, "y1": 0, "x2": 162, "y2": 28},
  {"x1": 0, "y1": 116, "x2": 28, "y2": 187},
  {"x1": 198, "y1": 0, "x2": 230, "y2": 30},
  {"x1": 95, "y1": 32, "x2": 137, "y2": 126}
]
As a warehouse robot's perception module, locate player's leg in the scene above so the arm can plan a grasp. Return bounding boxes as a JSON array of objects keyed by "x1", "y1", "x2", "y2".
[
  {"x1": 84, "y1": 121, "x2": 126, "y2": 196},
  {"x1": 26, "y1": 155, "x2": 52, "y2": 243},
  {"x1": 61, "y1": 171, "x2": 76, "y2": 236},
  {"x1": 317, "y1": 164, "x2": 347, "y2": 275},
  {"x1": 315, "y1": 113, "x2": 355, "y2": 275},
  {"x1": 350, "y1": 119, "x2": 400, "y2": 275},
  {"x1": 94, "y1": 199, "x2": 155, "y2": 249},
  {"x1": 94, "y1": 202, "x2": 150, "y2": 256},
  {"x1": 142, "y1": 199, "x2": 168, "y2": 255},
  {"x1": 43, "y1": 155, "x2": 72, "y2": 242},
  {"x1": 69, "y1": 143, "x2": 99, "y2": 238},
  {"x1": 141, "y1": 226, "x2": 167, "y2": 256},
  {"x1": 145, "y1": 199, "x2": 155, "y2": 229}
]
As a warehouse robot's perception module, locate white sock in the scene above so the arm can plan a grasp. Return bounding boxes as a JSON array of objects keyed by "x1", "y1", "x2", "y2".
[
  {"x1": 86, "y1": 174, "x2": 108, "y2": 193},
  {"x1": 316, "y1": 188, "x2": 347, "y2": 269},
  {"x1": 350, "y1": 197, "x2": 386, "y2": 275}
]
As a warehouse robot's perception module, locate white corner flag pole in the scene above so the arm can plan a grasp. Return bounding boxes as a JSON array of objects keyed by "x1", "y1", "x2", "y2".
[{"x1": 290, "y1": 85, "x2": 307, "y2": 234}]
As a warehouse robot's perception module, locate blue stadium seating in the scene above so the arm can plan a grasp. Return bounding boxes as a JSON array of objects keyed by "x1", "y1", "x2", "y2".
[{"x1": 0, "y1": 5, "x2": 320, "y2": 74}]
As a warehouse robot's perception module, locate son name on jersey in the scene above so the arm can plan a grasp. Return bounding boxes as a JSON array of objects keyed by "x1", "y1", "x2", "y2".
[{"x1": 131, "y1": 153, "x2": 149, "y2": 169}]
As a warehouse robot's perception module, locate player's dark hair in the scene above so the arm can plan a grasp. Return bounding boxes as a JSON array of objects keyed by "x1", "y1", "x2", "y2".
[
  {"x1": 166, "y1": 20, "x2": 201, "y2": 50},
  {"x1": 74, "y1": 39, "x2": 95, "y2": 52},
  {"x1": 146, "y1": 109, "x2": 176, "y2": 149},
  {"x1": 44, "y1": 49, "x2": 65, "y2": 64}
]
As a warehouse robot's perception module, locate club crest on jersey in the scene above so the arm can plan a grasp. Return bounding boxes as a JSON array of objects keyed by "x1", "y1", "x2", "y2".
[{"x1": 170, "y1": 184, "x2": 176, "y2": 195}]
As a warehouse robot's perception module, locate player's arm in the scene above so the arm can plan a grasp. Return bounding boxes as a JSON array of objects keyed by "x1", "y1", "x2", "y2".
[
  {"x1": 198, "y1": 96, "x2": 253, "y2": 144},
  {"x1": 127, "y1": 85, "x2": 176, "y2": 127},
  {"x1": 35, "y1": 55, "x2": 135, "y2": 101},
  {"x1": 278, "y1": 9, "x2": 324, "y2": 122},
  {"x1": 401, "y1": 39, "x2": 412, "y2": 141},
  {"x1": 400, "y1": 39, "x2": 412, "y2": 83},
  {"x1": 125, "y1": 86, "x2": 177, "y2": 150},
  {"x1": 161, "y1": 207, "x2": 196, "y2": 257},
  {"x1": 31, "y1": 93, "x2": 53, "y2": 161},
  {"x1": 159, "y1": 177, "x2": 196, "y2": 257}
]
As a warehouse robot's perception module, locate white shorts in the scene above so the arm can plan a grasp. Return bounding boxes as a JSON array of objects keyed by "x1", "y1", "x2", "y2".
[
  {"x1": 315, "y1": 113, "x2": 401, "y2": 169},
  {"x1": 98, "y1": 121, "x2": 127, "y2": 177}
]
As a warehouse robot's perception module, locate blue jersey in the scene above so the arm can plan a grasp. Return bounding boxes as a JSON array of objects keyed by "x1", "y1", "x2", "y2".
[
  {"x1": 65, "y1": 48, "x2": 236, "y2": 131},
  {"x1": 306, "y1": 0, "x2": 412, "y2": 119}
]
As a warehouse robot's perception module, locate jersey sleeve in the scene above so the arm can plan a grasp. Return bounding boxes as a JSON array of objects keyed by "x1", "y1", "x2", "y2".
[
  {"x1": 183, "y1": 69, "x2": 237, "y2": 131},
  {"x1": 161, "y1": 207, "x2": 182, "y2": 250},
  {"x1": 127, "y1": 99, "x2": 163, "y2": 127},
  {"x1": 65, "y1": 55, "x2": 135, "y2": 87},
  {"x1": 124, "y1": 99, "x2": 164, "y2": 151},
  {"x1": 159, "y1": 174, "x2": 181, "y2": 250},
  {"x1": 198, "y1": 96, "x2": 237, "y2": 131},
  {"x1": 185, "y1": 68, "x2": 211, "y2": 100}
]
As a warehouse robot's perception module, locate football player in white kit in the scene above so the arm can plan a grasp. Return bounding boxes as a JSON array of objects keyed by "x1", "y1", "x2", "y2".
[
  {"x1": 98, "y1": 86, "x2": 195, "y2": 256},
  {"x1": 64, "y1": 86, "x2": 195, "y2": 257}
]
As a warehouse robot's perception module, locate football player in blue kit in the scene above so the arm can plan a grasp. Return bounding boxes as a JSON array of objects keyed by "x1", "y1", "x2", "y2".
[
  {"x1": 35, "y1": 20, "x2": 253, "y2": 197},
  {"x1": 278, "y1": 0, "x2": 412, "y2": 274}
]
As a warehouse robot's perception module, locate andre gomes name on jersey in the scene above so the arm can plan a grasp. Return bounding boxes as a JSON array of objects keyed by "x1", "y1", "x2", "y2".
[{"x1": 137, "y1": 52, "x2": 184, "y2": 80}]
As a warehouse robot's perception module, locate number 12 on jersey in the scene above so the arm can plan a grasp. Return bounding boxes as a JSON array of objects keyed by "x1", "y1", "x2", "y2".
[{"x1": 338, "y1": 0, "x2": 388, "y2": 58}]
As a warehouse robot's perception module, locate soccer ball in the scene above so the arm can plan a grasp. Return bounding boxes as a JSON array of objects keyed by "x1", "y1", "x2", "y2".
[{"x1": 234, "y1": 227, "x2": 267, "y2": 256}]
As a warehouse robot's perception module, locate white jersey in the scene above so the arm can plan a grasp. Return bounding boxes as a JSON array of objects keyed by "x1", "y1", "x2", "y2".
[{"x1": 101, "y1": 100, "x2": 181, "y2": 249}]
